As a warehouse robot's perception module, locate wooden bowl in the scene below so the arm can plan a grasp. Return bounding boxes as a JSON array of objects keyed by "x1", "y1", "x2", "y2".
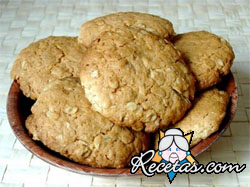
[{"x1": 7, "y1": 72, "x2": 238, "y2": 176}]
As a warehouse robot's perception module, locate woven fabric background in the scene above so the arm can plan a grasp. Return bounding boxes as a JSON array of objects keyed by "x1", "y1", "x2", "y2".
[{"x1": 0, "y1": 0, "x2": 249, "y2": 186}]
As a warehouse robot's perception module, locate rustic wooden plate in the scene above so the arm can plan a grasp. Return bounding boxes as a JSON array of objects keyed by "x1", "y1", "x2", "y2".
[{"x1": 7, "y1": 72, "x2": 237, "y2": 176}]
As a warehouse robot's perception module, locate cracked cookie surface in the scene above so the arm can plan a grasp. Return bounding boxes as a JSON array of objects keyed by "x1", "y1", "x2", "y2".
[
  {"x1": 78, "y1": 12, "x2": 175, "y2": 47},
  {"x1": 26, "y1": 78, "x2": 150, "y2": 168},
  {"x1": 173, "y1": 31, "x2": 234, "y2": 90},
  {"x1": 10, "y1": 36, "x2": 86, "y2": 100},
  {"x1": 173, "y1": 88, "x2": 229, "y2": 146},
  {"x1": 154, "y1": 88, "x2": 229, "y2": 149},
  {"x1": 80, "y1": 27, "x2": 196, "y2": 132}
]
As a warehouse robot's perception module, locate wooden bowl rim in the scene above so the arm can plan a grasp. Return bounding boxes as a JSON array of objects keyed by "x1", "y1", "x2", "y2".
[{"x1": 7, "y1": 72, "x2": 238, "y2": 176}]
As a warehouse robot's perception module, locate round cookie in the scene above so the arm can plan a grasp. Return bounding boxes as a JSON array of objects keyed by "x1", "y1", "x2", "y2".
[
  {"x1": 10, "y1": 36, "x2": 86, "y2": 100},
  {"x1": 154, "y1": 88, "x2": 229, "y2": 149},
  {"x1": 172, "y1": 31, "x2": 234, "y2": 90},
  {"x1": 78, "y1": 12, "x2": 175, "y2": 47},
  {"x1": 26, "y1": 78, "x2": 150, "y2": 168},
  {"x1": 80, "y1": 27, "x2": 196, "y2": 132}
]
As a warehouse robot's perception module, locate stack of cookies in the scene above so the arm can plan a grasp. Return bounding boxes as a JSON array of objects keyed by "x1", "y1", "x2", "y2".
[{"x1": 10, "y1": 12, "x2": 234, "y2": 168}]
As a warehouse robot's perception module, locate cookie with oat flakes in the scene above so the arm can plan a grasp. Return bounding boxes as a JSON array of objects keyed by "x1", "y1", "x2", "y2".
[
  {"x1": 10, "y1": 36, "x2": 86, "y2": 100},
  {"x1": 26, "y1": 78, "x2": 150, "y2": 168},
  {"x1": 80, "y1": 27, "x2": 195, "y2": 133},
  {"x1": 154, "y1": 88, "x2": 229, "y2": 149},
  {"x1": 173, "y1": 31, "x2": 234, "y2": 90},
  {"x1": 78, "y1": 12, "x2": 175, "y2": 47}
]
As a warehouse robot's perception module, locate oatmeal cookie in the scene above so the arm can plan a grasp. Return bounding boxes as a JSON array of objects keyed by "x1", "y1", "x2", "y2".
[
  {"x1": 78, "y1": 12, "x2": 175, "y2": 47},
  {"x1": 154, "y1": 88, "x2": 229, "y2": 148},
  {"x1": 10, "y1": 36, "x2": 86, "y2": 99},
  {"x1": 26, "y1": 78, "x2": 150, "y2": 168},
  {"x1": 80, "y1": 27, "x2": 195, "y2": 132},
  {"x1": 173, "y1": 88, "x2": 229, "y2": 146},
  {"x1": 173, "y1": 31, "x2": 234, "y2": 90}
]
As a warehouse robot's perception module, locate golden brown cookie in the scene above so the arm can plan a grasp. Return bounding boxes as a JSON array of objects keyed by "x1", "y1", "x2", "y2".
[
  {"x1": 80, "y1": 27, "x2": 196, "y2": 132},
  {"x1": 10, "y1": 36, "x2": 86, "y2": 100},
  {"x1": 172, "y1": 88, "x2": 229, "y2": 147},
  {"x1": 78, "y1": 12, "x2": 175, "y2": 47},
  {"x1": 173, "y1": 31, "x2": 234, "y2": 90},
  {"x1": 26, "y1": 78, "x2": 150, "y2": 168},
  {"x1": 154, "y1": 88, "x2": 229, "y2": 149}
]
